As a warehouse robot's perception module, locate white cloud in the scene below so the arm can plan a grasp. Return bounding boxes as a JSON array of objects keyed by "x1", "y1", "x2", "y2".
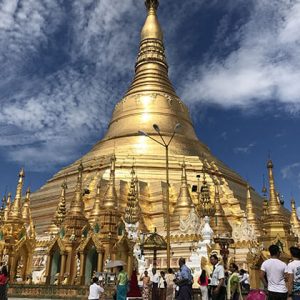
[
  {"x1": 281, "y1": 162, "x2": 300, "y2": 180},
  {"x1": 233, "y1": 143, "x2": 255, "y2": 154},
  {"x1": 181, "y1": 0, "x2": 300, "y2": 112}
]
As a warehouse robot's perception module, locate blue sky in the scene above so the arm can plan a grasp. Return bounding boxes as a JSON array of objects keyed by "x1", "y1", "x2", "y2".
[{"x1": 0, "y1": 0, "x2": 300, "y2": 212}]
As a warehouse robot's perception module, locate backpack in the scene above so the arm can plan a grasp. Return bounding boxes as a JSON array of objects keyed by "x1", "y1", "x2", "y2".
[{"x1": 246, "y1": 289, "x2": 267, "y2": 300}]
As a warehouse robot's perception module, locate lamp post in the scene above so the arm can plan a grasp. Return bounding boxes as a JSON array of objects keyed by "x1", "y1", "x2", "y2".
[{"x1": 138, "y1": 123, "x2": 181, "y2": 269}]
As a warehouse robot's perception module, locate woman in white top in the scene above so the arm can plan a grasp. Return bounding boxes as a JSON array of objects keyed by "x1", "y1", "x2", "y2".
[{"x1": 158, "y1": 271, "x2": 167, "y2": 300}]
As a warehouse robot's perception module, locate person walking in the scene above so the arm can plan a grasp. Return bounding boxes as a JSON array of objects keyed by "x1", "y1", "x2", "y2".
[
  {"x1": 260, "y1": 244, "x2": 288, "y2": 300},
  {"x1": 158, "y1": 271, "x2": 167, "y2": 300},
  {"x1": 0, "y1": 265, "x2": 8, "y2": 300},
  {"x1": 286, "y1": 246, "x2": 300, "y2": 300},
  {"x1": 174, "y1": 257, "x2": 193, "y2": 300},
  {"x1": 116, "y1": 266, "x2": 128, "y2": 300},
  {"x1": 227, "y1": 263, "x2": 242, "y2": 300},
  {"x1": 198, "y1": 269, "x2": 209, "y2": 300},
  {"x1": 165, "y1": 268, "x2": 175, "y2": 300},
  {"x1": 209, "y1": 254, "x2": 226, "y2": 300},
  {"x1": 140, "y1": 270, "x2": 151, "y2": 300},
  {"x1": 88, "y1": 277, "x2": 104, "y2": 300}
]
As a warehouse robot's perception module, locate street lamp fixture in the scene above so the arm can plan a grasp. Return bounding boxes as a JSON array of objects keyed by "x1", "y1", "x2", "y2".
[{"x1": 138, "y1": 123, "x2": 181, "y2": 268}]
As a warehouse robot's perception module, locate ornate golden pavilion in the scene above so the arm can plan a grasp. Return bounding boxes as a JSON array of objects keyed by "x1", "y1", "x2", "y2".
[{"x1": 1, "y1": 0, "x2": 300, "y2": 290}]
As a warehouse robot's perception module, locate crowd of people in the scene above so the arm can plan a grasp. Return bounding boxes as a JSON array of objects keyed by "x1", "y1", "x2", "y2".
[{"x1": 86, "y1": 244, "x2": 300, "y2": 300}]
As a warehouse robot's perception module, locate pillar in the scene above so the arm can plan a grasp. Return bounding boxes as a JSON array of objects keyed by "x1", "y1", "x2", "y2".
[
  {"x1": 45, "y1": 254, "x2": 52, "y2": 284},
  {"x1": 59, "y1": 253, "x2": 67, "y2": 284},
  {"x1": 97, "y1": 252, "x2": 103, "y2": 272},
  {"x1": 78, "y1": 252, "x2": 85, "y2": 285}
]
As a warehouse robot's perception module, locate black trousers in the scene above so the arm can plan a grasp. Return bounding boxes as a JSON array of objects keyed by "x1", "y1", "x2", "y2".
[
  {"x1": 211, "y1": 286, "x2": 226, "y2": 300},
  {"x1": 268, "y1": 291, "x2": 288, "y2": 300}
]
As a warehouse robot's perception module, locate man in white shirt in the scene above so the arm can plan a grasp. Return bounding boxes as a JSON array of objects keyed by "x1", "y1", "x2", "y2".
[
  {"x1": 210, "y1": 254, "x2": 226, "y2": 300},
  {"x1": 150, "y1": 268, "x2": 159, "y2": 300},
  {"x1": 260, "y1": 244, "x2": 287, "y2": 300},
  {"x1": 286, "y1": 246, "x2": 300, "y2": 300},
  {"x1": 88, "y1": 277, "x2": 104, "y2": 300}
]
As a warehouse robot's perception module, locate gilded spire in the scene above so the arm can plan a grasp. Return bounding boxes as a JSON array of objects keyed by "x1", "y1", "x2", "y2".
[
  {"x1": 54, "y1": 180, "x2": 67, "y2": 226},
  {"x1": 9, "y1": 168, "x2": 25, "y2": 220},
  {"x1": 210, "y1": 184, "x2": 232, "y2": 236},
  {"x1": 124, "y1": 166, "x2": 140, "y2": 224},
  {"x1": 0, "y1": 196, "x2": 5, "y2": 223},
  {"x1": 173, "y1": 161, "x2": 194, "y2": 216},
  {"x1": 102, "y1": 155, "x2": 118, "y2": 209},
  {"x1": 197, "y1": 169, "x2": 214, "y2": 218},
  {"x1": 290, "y1": 198, "x2": 300, "y2": 233},
  {"x1": 267, "y1": 160, "x2": 281, "y2": 215},
  {"x1": 68, "y1": 163, "x2": 85, "y2": 216},
  {"x1": 21, "y1": 187, "x2": 31, "y2": 224},
  {"x1": 246, "y1": 184, "x2": 256, "y2": 221},
  {"x1": 246, "y1": 184, "x2": 259, "y2": 234},
  {"x1": 3, "y1": 193, "x2": 11, "y2": 221},
  {"x1": 125, "y1": 0, "x2": 175, "y2": 97},
  {"x1": 89, "y1": 182, "x2": 102, "y2": 226},
  {"x1": 142, "y1": 0, "x2": 162, "y2": 41}
]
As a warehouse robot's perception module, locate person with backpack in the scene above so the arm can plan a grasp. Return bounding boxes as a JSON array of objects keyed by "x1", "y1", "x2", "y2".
[
  {"x1": 286, "y1": 246, "x2": 300, "y2": 300},
  {"x1": 260, "y1": 244, "x2": 288, "y2": 300}
]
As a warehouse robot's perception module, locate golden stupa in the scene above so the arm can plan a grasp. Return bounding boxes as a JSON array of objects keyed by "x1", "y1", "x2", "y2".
[{"x1": 25, "y1": 0, "x2": 296, "y2": 270}]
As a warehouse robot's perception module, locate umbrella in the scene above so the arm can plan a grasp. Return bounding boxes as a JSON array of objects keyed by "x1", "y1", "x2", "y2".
[{"x1": 104, "y1": 260, "x2": 127, "y2": 269}]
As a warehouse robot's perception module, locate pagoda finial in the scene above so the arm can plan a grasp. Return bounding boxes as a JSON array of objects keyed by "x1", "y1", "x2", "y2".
[
  {"x1": 246, "y1": 184, "x2": 255, "y2": 220},
  {"x1": 22, "y1": 187, "x2": 31, "y2": 224},
  {"x1": 102, "y1": 155, "x2": 118, "y2": 209},
  {"x1": 68, "y1": 162, "x2": 85, "y2": 215},
  {"x1": 3, "y1": 192, "x2": 11, "y2": 221},
  {"x1": 290, "y1": 198, "x2": 300, "y2": 235},
  {"x1": 145, "y1": 0, "x2": 159, "y2": 11},
  {"x1": 89, "y1": 182, "x2": 102, "y2": 226},
  {"x1": 9, "y1": 168, "x2": 25, "y2": 220},
  {"x1": 0, "y1": 196, "x2": 6, "y2": 223},
  {"x1": 124, "y1": 166, "x2": 140, "y2": 224},
  {"x1": 172, "y1": 161, "x2": 194, "y2": 218},
  {"x1": 267, "y1": 159, "x2": 281, "y2": 215},
  {"x1": 210, "y1": 183, "x2": 232, "y2": 236},
  {"x1": 54, "y1": 180, "x2": 67, "y2": 226}
]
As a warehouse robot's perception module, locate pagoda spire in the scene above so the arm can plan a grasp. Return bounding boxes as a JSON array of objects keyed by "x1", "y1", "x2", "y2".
[
  {"x1": 290, "y1": 198, "x2": 300, "y2": 234},
  {"x1": 267, "y1": 160, "x2": 281, "y2": 215},
  {"x1": 21, "y1": 187, "x2": 31, "y2": 225},
  {"x1": 54, "y1": 180, "x2": 67, "y2": 226},
  {"x1": 210, "y1": 183, "x2": 232, "y2": 236},
  {"x1": 246, "y1": 184, "x2": 259, "y2": 234},
  {"x1": 89, "y1": 182, "x2": 102, "y2": 226},
  {"x1": 102, "y1": 155, "x2": 118, "y2": 209},
  {"x1": 68, "y1": 162, "x2": 85, "y2": 216},
  {"x1": 3, "y1": 193, "x2": 11, "y2": 221},
  {"x1": 124, "y1": 166, "x2": 140, "y2": 225},
  {"x1": 9, "y1": 168, "x2": 25, "y2": 221},
  {"x1": 0, "y1": 196, "x2": 6, "y2": 223},
  {"x1": 125, "y1": 0, "x2": 176, "y2": 97},
  {"x1": 173, "y1": 161, "x2": 194, "y2": 215}
]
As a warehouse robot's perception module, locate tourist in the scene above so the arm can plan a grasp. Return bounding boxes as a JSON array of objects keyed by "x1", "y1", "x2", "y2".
[
  {"x1": 140, "y1": 270, "x2": 151, "y2": 300},
  {"x1": 239, "y1": 269, "x2": 250, "y2": 291},
  {"x1": 209, "y1": 254, "x2": 226, "y2": 300},
  {"x1": 174, "y1": 257, "x2": 193, "y2": 300},
  {"x1": 150, "y1": 268, "x2": 159, "y2": 300},
  {"x1": 165, "y1": 268, "x2": 176, "y2": 300},
  {"x1": 158, "y1": 270, "x2": 167, "y2": 300},
  {"x1": 286, "y1": 246, "x2": 300, "y2": 300},
  {"x1": 0, "y1": 265, "x2": 8, "y2": 300},
  {"x1": 116, "y1": 266, "x2": 128, "y2": 300},
  {"x1": 198, "y1": 269, "x2": 209, "y2": 300},
  {"x1": 260, "y1": 244, "x2": 288, "y2": 300},
  {"x1": 88, "y1": 277, "x2": 104, "y2": 300},
  {"x1": 227, "y1": 263, "x2": 242, "y2": 300}
]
